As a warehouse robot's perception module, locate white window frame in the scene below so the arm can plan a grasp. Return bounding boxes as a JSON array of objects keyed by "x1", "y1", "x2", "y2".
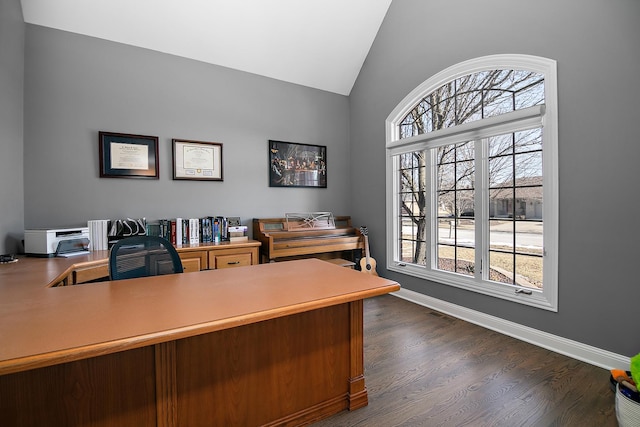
[{"x1": 385, "y1": 54, "x2": 558, "y2": 311}]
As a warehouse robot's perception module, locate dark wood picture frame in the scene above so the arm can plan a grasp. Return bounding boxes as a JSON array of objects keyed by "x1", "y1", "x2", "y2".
[
  {"x1": 269, "y1": 140, "x2": 327, "y2": 188},
  {"x1": 99, "y1": 131, "x2": 159, "y2": 179},
  {"x1": 172, "y1": 139, "x2": 223, "y2": 181}
]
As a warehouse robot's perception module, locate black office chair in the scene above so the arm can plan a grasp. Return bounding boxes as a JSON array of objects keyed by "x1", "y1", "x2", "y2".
[{"x1": 108, "y1": 235, "x2": 183, "y2": 281}]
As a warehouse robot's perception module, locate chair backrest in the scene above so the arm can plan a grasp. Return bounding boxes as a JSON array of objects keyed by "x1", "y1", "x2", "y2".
[{"x1": 109, "y1": 236, "x2": 183, "y2": 281}]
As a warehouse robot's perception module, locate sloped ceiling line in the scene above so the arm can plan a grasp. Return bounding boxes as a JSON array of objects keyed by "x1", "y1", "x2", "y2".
[{"x1": 20, "y1": 0, "x2": 393, "y2": 95}]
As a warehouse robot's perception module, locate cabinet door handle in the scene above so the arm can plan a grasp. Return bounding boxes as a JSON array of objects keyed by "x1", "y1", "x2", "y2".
[{"x1": 227, "y1": 261, "x2": 240, "y2": 265}]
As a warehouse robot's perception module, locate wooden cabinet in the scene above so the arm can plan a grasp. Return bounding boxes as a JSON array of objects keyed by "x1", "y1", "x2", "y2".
[{"x1": 52, "y1": 241, "x2": 260, "y2": 286}]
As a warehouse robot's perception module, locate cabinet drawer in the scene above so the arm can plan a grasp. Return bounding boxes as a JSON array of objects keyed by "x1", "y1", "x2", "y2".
[
  {"x1": 179, "y1": 250, "x2": 208, "y2": 272},
  {"x1": 181, "y1": 257, "x2": 202, "y2": 273},
  {"x1": 213, "y1": 253, "x2": 252, "y2": 269},
  {"x1": 74, "y1": 264, "x2": 109, "y2": 284}
]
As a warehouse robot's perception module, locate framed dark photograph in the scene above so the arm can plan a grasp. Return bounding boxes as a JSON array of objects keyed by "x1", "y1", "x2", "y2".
[
  {"x1": 99, "y1": 131, "x2": 159, "y2": 179},
  {"x1": 269, "y1": 140, "x2": 327, "y2": 188},
  {"x1": 172, "y1": 139, "x2": 223, "y2": 181}
]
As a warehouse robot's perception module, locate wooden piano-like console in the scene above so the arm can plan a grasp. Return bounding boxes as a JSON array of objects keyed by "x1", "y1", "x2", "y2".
[{"x1": 253, "y1": 215, "x2": 364, "y2": 263}]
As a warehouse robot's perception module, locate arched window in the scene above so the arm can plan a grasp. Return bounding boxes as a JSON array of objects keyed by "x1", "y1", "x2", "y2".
[{"x1": 385, "y1": 55, "x2": 558, "y2": 311}]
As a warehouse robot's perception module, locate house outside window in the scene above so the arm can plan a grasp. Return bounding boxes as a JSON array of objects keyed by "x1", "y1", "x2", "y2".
[{"x1": 385, "y1": 55, "x2": 558, "y2": 311}]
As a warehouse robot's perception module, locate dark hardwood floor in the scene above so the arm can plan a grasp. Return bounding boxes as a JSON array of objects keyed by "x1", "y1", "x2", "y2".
[{"x1": 313, "y1": 294, "x2": 617, "y2": 427}]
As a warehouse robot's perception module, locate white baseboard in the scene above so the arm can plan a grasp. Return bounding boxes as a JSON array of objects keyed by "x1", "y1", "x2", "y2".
[{"x1": 391, "y1": 288, "x2": 630, "y2": 371}]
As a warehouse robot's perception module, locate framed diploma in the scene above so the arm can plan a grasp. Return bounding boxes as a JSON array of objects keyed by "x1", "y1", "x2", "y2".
[
  {"x1": 172, "y1": 139, "x2": 223, "y2": 181},
  {"x1": 99, "y1": 131, "x2": 159, "y2": 179}
]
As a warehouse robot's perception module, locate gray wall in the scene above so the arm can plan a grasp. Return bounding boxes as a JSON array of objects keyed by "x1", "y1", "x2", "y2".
[
  {"x1": 23, "y1": 25, "x2": 351, "y2": 231},
  {"x1": 349, "y1": 0, "x2": 640, "y2": 357},
  {"x1": 0, "y1": 0, "x2": 24, "y2": 254}
]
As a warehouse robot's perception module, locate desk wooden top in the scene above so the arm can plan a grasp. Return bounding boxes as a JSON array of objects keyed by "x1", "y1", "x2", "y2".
[{"x1": 0, "y1": 258, "x2": 399, "y2": 376}]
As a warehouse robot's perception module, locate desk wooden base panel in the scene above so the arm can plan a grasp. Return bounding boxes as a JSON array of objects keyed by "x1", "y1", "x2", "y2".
[
  {"x1": 0, "y1": 347, "x2": 157, "y2": 426},
  {"x1": 0, "y1": 301, "x2": 366, "y2": 426}
]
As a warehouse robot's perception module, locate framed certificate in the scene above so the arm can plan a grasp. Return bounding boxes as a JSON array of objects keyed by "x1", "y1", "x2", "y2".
[
  {"x1": 172, "y1": 139, "x2": 223, "y2": 181},
  {"x1": 99, "y1": 131, "x2": 159, "y2": 179}
]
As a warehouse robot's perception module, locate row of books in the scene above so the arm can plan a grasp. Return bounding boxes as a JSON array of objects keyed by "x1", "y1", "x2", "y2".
[
  {"x1": 151, "y1": 216, "x2": 248, "y2": 245},
  {"x1": 87, "y1": 217, "x2": 248, "y2": 250}
]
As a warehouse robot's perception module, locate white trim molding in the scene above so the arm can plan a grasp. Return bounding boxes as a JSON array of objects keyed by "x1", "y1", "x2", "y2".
[{"x1": 391, "y1": 288, "x2": 630, "y2": 370}]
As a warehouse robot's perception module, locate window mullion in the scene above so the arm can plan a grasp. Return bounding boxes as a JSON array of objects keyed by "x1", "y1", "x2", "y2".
[
  {"x1": 427, "y1": 148, "x2": 436, "y2": 270},
  {"x1": 475, "y1": 139, "x2": 488, "y2": 282}
]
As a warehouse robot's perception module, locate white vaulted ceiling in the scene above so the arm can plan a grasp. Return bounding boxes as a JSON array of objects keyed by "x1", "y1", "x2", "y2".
[{"x1": 20, "y1": 0, "x2": 392, "y2": 95}]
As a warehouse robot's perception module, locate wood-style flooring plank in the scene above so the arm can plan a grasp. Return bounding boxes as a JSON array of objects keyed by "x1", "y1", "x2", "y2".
[{"x1": 312, "y1": 294, "x2": 617, "y2": 427}]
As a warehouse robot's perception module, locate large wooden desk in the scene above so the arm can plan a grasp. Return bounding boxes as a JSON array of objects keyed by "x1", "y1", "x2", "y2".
[{"x1": 0, "y1": 258, "x2": 399, "y2": 426}]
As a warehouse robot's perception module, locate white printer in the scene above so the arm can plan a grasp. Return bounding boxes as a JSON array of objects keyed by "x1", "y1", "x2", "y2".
[{"x1": 24, "y1": 227, "x2": 90, "y2": 257}]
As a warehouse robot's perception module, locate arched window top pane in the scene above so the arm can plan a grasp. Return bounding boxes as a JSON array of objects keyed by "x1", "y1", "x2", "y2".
[{"x1": 399, "y1": 69, "x2": 545, "y2": 139}]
